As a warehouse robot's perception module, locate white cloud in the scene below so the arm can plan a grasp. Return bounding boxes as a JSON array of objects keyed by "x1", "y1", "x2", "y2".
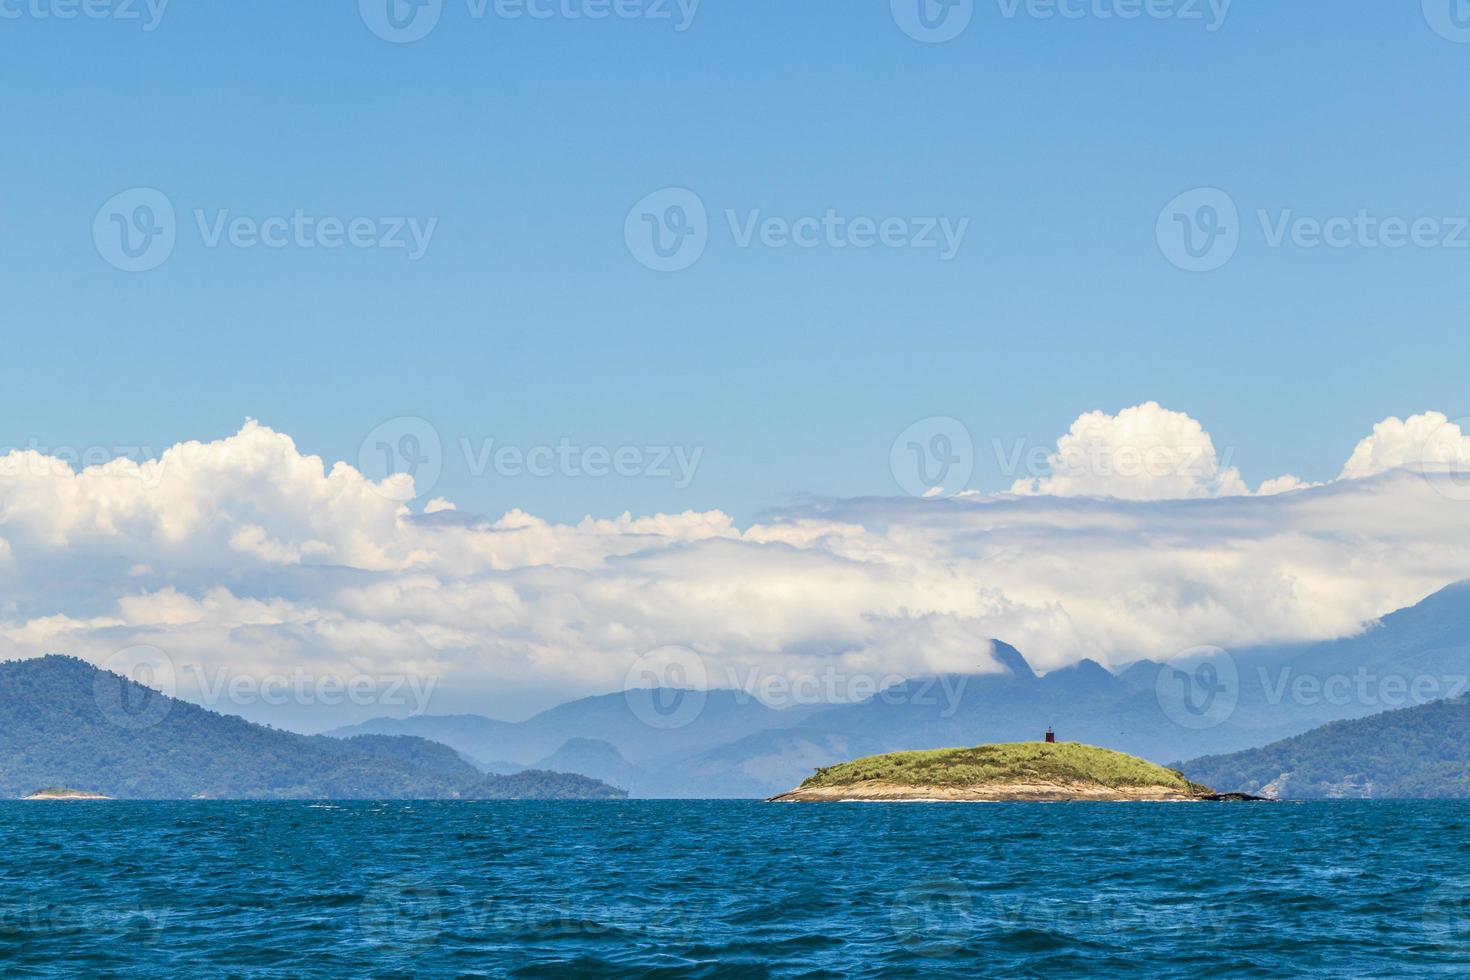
[
  {"x1": 1009, "y1": 402, "x2": 1251, "y2": 500},
  {"x1": 1340, "y1": 411, "x2": 1470, "y2": 480},
  {"x1": 1255, "y1": 474, "x2": 1314, "y2": 496},
  {"x1": 0, "y1": 412, "x2": 1468, "y2": 720}
]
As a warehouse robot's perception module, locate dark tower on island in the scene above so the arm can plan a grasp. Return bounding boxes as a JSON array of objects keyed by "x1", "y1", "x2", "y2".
[{"x1": 1044, "y1": 727, "x2": 1056, "y2": 744}]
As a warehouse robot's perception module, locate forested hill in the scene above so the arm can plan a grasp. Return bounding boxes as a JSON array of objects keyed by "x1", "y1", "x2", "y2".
[
  {"x1": 0, "y1": 656, "x2": 625, "y2": 800},
  {"x1": 1183, "y1": 697, "x2": 1470, "y2": 799}
]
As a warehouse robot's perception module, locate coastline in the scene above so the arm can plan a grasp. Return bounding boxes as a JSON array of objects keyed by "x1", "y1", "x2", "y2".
[{"x1": 767, "y1": 780, "x2": 1208, "y2": 803}]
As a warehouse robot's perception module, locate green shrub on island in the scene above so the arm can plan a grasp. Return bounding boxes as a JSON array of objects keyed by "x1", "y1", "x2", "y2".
[{"x1": 802, "y1": 742, "x2": 1209, "y2": 793}]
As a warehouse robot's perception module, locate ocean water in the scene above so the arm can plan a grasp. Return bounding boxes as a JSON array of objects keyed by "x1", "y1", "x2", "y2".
[{"x1": 2, "y1": 800, "x2": 1468, "y2": 977}]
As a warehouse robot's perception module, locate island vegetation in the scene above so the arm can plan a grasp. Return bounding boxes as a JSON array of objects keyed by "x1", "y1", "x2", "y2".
[
  {"x1": 771, "y1": 741, "x2": 1228, "y2": 802},
  {"x1": 22, "y1": 787, "x2": 112, "y2": 800}
]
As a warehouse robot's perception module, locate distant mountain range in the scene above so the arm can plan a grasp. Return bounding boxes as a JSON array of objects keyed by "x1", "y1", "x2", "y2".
[
  {"x1": 0, "y1": 656, "x2": 625, "y2": 800},
  {"x1": 331, "y1": 582, "x2": 1470, "y2": 798},
  {"x1": 9, "y1": 582, "x2": 1469, "y2": 800}
]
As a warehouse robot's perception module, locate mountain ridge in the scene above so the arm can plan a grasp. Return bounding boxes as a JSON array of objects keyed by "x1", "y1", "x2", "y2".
[
  {"x1": 324, "y1": 582, "x2": 1470, "y2": 797},
  {"x1": 0, "y1": 656, "x2": 626, "y2": 800}
]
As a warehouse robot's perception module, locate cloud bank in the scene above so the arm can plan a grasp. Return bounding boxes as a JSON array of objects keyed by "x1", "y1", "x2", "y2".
[{"x1": 1, "y1": 408, "x2": 1469, "y2": 721}]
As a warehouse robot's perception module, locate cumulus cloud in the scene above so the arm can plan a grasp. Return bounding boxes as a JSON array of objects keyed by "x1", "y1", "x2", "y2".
[
  {"x1": 1340, "y1": 411, "x2": 1470, "y2": 480},
  {"x1": 1009, "y1": 402, "x2": 1251, "y2": 500},
  {"x1": 0, "y1": 410, "x2": 1468, "y2": 723}
]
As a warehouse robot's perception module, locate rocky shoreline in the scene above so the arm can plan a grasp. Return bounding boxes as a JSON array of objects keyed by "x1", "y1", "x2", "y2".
[
  {"x1": 22, "y1": 789, "x2": 112, "y2": 801},
  {"x1": 768, "y1": 780, "x2": 1240, "y2": 802}
]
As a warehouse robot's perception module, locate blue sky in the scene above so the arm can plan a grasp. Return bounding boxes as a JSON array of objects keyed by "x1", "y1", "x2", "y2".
[{"x1": 4, "y1": 1, "x2": 1469, "y2": 524}]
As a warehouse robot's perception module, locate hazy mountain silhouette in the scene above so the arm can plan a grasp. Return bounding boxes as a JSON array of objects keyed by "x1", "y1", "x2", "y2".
[
  {"x1": 328, "y1": 584, "x2": 1470, "y2": 797},
  {"x1": 0, "y1": 656, "x2": 624, "y2": 800}
]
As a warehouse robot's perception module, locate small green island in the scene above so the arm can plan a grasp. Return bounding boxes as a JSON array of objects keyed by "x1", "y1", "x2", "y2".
[
  {"x1": 770, "y1": 741, "x2": 1262, "y2": 802},
  {"x1": 23, "y1": 787, "x2": 112, "y2": 801}
]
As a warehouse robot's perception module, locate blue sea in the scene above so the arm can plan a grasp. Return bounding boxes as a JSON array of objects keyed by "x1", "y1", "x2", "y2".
[{"x1": 2, "y1": 800, "x2": 1468, "y2": 977}]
